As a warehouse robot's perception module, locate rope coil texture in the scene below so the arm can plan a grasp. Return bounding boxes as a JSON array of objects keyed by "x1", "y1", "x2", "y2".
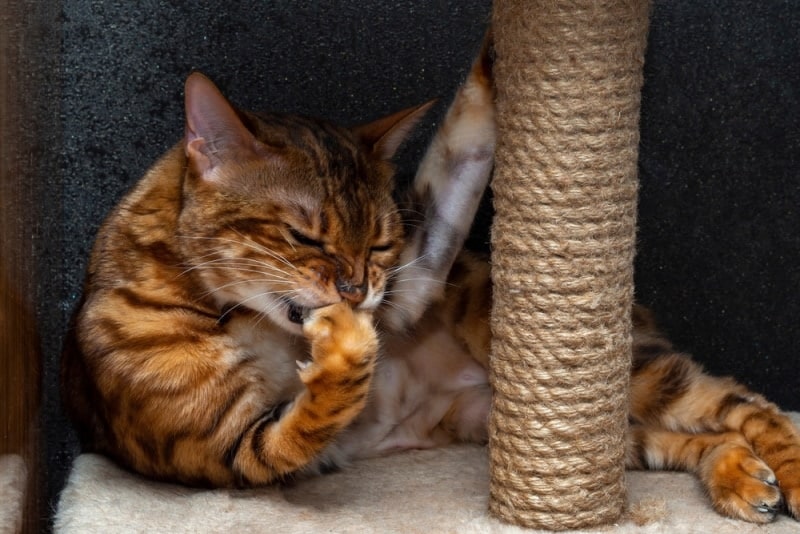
[{"x1": 488, "y1": 1, "x2": 650, "y2": 530}]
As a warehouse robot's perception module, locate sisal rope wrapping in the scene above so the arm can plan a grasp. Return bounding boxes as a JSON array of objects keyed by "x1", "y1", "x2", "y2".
[{"x1": 488, "y1": 1, "x2": 650, "y2": 530}]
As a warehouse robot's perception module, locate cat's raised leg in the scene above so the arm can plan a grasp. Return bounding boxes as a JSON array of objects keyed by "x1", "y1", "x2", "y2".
[
  {"x1": 382, "y1": 34, "x2": 495, "y2": 331},
  {"x1": 629, "y1": 320, "x2": 800, "y2": 522},
  {"x1": 231, "y1": 302, "x2": 377, "y2": 482}
]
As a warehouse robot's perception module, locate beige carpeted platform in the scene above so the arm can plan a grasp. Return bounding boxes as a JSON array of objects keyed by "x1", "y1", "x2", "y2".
[
  {"x1": 54, "y1": 413, "x2": 800, "y2": 534},
  {"x1": 0, "y1": 455, "x2": 26, "y2": 534}
]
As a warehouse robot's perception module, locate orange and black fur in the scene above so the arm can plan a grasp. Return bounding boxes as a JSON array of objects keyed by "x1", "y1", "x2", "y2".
[{"x1": 62, "y1": 41, "x2": 800, "y2": 523}]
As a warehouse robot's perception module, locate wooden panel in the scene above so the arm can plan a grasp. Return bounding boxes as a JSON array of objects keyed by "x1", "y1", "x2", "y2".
[{"x1": 1, "y1": 2, "x2": 44, "y2": 532}]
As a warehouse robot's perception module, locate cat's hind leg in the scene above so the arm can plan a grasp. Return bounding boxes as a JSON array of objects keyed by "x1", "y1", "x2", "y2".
[
  {"x1": 381, "y1": 33, "x2": 495, "y2": 331},
  {"x1": 627, "y1": 425, "x2": 784, "y2": 523},
  {"x1": 629, "y1": 317, "x2": 800, "y2": 522}
]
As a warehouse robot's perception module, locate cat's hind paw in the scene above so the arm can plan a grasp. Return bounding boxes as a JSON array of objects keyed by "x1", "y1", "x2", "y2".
[
  {"x1": 702, "y1": 443, "x2": 783, "y2": 523},
  {"x1": 785, "y1": 487, "x2": 800, "y2": 520},
  {"x1": 774, "y1": 460, "x2": 800, "y2": 520}
]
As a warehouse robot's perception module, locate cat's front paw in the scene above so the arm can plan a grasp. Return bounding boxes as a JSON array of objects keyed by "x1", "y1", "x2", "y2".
[
  {"x1": 301, "y1": 302, "x2": 377, "y2": 378},
  {"x1": 702, "y1": 443, "x2": 783, "y2": 523}
]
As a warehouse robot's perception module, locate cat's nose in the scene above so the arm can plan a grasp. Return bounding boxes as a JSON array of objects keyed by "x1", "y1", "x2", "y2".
[{"x1": 336, "y1": 279, "x2": 368, "y2": 304}]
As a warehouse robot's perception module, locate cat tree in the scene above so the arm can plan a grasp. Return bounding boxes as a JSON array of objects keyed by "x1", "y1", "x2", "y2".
[
  {"x1": 489, "y1": 0, "x2": 650, "y2": 529},
  {"x1": 50, "y1": 2, "x2": 800, "y2": 533}
]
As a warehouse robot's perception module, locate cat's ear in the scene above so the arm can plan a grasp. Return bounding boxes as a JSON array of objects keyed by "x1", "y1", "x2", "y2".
[
  {"x1": 354, "y1": 100, "x2": 436, "y2": 160},
  {"x1": 183, "y1": 72, "x2": 268, "y2": 180}
]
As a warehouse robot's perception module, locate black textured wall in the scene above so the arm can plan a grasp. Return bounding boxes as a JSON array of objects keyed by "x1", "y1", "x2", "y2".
[
  {"x1": 635, "y1": 1, "x2": 800, "y2": 410},
  {"x1": 27, "y1": 0, "x2": 799, "y2": 526}
]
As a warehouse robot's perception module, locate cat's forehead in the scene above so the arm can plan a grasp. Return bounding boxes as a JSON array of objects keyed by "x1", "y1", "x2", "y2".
[
  {"x1": 249, "y1": 112, "x2": 360, "y2": 166},
  {"x1": 245, "y1": 111, "x2": 397, "y2": 231},
  {"x1": 251, "y1": 112, "x2": 388, "y2": 182}
]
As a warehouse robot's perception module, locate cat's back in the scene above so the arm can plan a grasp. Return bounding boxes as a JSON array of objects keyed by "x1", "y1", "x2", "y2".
[
  {"x1": 62, "y1": 143, "x2": 213, "y2": 454},
  {"x1": 78, "y1": 140, "x2": 223, "y2": 357},
  {"x1": 88, "y1": 144, "x2": 187, "y2": 285}
]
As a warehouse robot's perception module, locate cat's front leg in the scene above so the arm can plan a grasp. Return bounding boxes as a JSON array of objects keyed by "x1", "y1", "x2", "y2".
[
  {"x1": 299, "y1": 301, "x2": 378, "y2": 420},
  {"x1": 720, "y1": 397, "x2": 800, "y2": 520},
  {"x1": 290, "y1": 302, "x2": 379, "y2": 464},
  {"x1": 232, "y1": 303, "x2": 377, "y2": 482}
]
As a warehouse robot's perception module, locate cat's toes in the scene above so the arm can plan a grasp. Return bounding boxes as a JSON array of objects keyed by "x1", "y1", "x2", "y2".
[
  {"x1": 303, "y1": 302, "x2": 377, "y2": 367},
  {"x1": 769, "y1": 449, "x2": 800, "y2": 520},
  {"x1": 705, "y1": 447, "x2": 782, "y2": 523},
  {"x1": 302, "y1": 303, "x2": 339, "y2": 342},
  {"x1": 304, "y1": 302, "x2": 359, "y2": 338},
  {"x1": 784, "y1": 486, "x2": 800, "y2": 520}
]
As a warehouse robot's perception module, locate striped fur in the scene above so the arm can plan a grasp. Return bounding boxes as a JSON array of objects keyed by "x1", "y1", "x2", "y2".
[
  {"x1": 62, "y1": 38, "x2": 799, "y2": 524},
  {"x1": 625, "y1": 307, "x2": 800, "y2": 522},
  {"x1": 63, "y1": 72, "x2": 428, "y2": 486}
]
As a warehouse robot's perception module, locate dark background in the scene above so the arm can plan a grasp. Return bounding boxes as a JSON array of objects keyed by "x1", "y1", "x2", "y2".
[{"x1": 7, "y1": 0, "x2": 798, "y2": 528}]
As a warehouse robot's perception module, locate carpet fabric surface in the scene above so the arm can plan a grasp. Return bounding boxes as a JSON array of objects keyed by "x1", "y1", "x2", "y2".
[
  {"x1": 0, "y1": 455, "x2": 26, "y2": 534},
  {"x1": 53, "y1": 414, "x2": 799, "y2": 534}
]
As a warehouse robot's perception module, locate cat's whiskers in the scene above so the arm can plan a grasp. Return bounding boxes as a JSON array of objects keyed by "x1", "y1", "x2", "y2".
[
  {"x1": 191, "y1": 257, "x2": 293, "y2": 275},
  {"x1": 177, "y1": 234, "x2": 299, "y2": 275},
  {"x1": 182, "y1": 256, "x2": 296, "y2": 280},
  {"x1": 198, "y1": 278, "x2": 297, "y2": 301},
  {"x1": 385, "y1": 252, "x2": 434, "y2": 277},
  {"x1": 229, "y1": 229, "x2": 298, "y2": 272},
  {"x1": 377, "y1": 297, "x2": 418, "y2": 319},
  {"x1": 387, "y1": 276, "x2": 453, "y2": 287},
  {"x1": 396, "y1": 207, "x2": 426, "y2": 217},
  {"x1": 216, "y1": 286, "x2": 301, "y2": 324},
  {"x1": 249, "y1": 288, "x2": 305, "y2": 329},
  {"x1": 382, "y1": 287, "x2": 431, "y2": 297},
  {"x1": 254, "y1": 287, "x2": 308, "y2": 328}
]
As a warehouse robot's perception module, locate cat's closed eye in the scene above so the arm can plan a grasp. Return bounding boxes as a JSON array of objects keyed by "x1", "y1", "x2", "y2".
[
  {"x1": 370, "y1": 243, "x2": 394, "y2": 253},
  {"x1": 289, "y1": 228, "x2": 324, "y2": 249}
]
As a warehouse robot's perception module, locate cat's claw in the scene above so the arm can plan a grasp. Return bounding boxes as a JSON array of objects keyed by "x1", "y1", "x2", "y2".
[
  {"x1": 296, "y1": 359, "x2": 311, "y2": 371},
  {"x1": 755, "y1": 504, "x2": 779, "y2": 514}
]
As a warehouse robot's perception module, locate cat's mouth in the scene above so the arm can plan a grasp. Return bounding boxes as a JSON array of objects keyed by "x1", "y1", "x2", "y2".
[{"x1": 285, "y1": 299, "x2": 309, "y2": 325}]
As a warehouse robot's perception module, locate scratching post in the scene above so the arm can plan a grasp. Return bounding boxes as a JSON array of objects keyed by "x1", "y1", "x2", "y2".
[{"x1": 489, "y1": 0, "x2": 650, "y2": 530}]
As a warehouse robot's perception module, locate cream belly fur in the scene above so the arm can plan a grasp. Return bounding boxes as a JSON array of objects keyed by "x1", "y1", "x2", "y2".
[{"x1": 339, "y1": 316, "x2": 490, "y2": 459}]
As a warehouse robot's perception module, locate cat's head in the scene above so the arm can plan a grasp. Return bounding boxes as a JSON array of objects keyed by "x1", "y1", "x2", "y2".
[{"x1": 177, "y1": 72, "x2": 431, "y2": 333}]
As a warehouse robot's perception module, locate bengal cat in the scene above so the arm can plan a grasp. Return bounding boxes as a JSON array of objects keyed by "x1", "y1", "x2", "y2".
[{"x1": 61, "y1": 42, "x2": 800, "y2": 524}]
